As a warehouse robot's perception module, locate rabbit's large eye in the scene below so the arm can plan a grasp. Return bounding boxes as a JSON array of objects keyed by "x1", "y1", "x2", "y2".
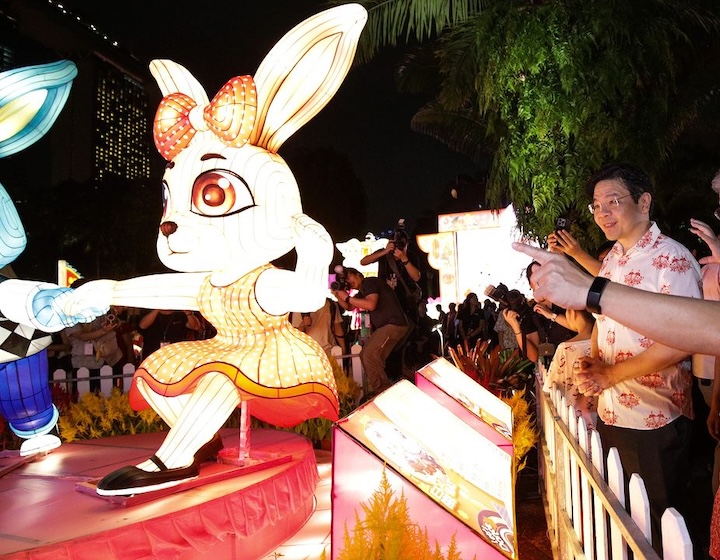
[{"x1": 191, "y1": 170, "x2": 254, "y2": 217}]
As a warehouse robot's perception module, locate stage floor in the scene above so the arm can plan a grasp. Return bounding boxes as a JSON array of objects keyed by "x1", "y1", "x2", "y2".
[{"x1": 0, "y1": 429, "x2": 321, "y2": 560}]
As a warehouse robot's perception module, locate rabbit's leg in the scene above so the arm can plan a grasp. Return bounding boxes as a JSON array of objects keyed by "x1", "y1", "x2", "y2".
[
  {"x1": 135, "y1": 372, "x2": 240, "y2": 471},
  {"x1": 135, "y1": 379, "x2": 191, "y2": 427}
]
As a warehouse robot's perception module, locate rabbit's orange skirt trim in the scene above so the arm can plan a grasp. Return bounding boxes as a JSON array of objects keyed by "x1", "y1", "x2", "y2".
[{"x1": 128, "y1": 361, "x2": 340, "y2": 424}]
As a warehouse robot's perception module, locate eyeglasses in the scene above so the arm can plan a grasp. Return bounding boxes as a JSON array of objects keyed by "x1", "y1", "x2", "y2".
[{"x1": 588, "y1": 194, "x2": 634, "y2": 215}]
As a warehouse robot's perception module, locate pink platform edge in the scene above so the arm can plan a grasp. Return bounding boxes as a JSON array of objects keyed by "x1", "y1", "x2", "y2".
[{"x1": 0, "y1": 428, "x2": 318, "y2": 560}]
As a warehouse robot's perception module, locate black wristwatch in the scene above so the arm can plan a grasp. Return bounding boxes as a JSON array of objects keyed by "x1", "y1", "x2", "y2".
[{"x1": 586, "y1": 276, "x2": 610, "y2": 314}]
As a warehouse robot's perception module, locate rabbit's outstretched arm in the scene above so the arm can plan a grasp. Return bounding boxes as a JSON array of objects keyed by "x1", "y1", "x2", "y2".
[
  {"x1": 71, "y1": 273, "x2": 207, "y2": 313},
  {"x1": 0, "y1": 279, "x2": 108, "y2": 331},
  {"x1": 256, "y1": 214, "x2": 332, "y2": 316}
]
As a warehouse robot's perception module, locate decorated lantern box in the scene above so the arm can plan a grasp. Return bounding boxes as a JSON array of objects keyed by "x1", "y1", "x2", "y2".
[
  {"x1": 332, "y1": 380, "x2": 517, "y2": 559},
  {"x1": 416, "y1": 357, "x2": 514, "y2": 454}
]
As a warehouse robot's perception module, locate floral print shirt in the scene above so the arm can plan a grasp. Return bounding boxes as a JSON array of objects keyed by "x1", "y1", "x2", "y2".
[
  {"x1": 544, "y1": 338, "x2": 596, "y2": 429},
  {"x1": 596, "y1": 222, "x2": 702, "y2": 430}
]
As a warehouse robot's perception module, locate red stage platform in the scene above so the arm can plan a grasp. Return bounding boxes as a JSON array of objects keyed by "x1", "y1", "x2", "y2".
[{"x1": 0, "y1": 429, "x2": 318, "y2": 560}]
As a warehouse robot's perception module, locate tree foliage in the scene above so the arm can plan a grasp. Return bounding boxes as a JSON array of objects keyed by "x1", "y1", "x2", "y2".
[{"x1": 345, "y1": 0, "x2": 720, "y2": 251}]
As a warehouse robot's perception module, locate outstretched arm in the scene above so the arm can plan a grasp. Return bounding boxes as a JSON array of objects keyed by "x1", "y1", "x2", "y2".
[
  {"x1": 513, "y1": 242, "x2": 715, "y2": 356},
  {"x1": 547, "y1": 230, "x2": 602, "y2": 275}
]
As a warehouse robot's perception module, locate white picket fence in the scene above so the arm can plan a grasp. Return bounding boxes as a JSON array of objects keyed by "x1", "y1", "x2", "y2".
[
  {"x1": 538, "y1": 372, "x2": 694, "y2": 559},
  {"x1": 51, "y1": 363, "x2": 136, "y2": 397},
  {"x1": 50, "y1": 345, "x2": 366, "y2": 400}
]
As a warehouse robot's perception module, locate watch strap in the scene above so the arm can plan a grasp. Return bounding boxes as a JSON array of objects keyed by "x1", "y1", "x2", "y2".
[{"x1": 586, "y1": 276, "x2": 610, "y2": 314}]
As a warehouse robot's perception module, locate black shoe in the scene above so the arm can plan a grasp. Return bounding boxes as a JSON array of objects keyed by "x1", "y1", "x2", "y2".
[
  {"x1": 96, "y1": 455, "x2": 198, "y2": 496},
  {"x1": 194, "y1": 433, "x2": 223, "y2": 466}
]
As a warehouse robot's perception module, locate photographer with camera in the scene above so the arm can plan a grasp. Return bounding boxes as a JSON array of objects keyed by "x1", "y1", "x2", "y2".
[
  {"x1": 332, "y1": 268, "x2": 408, "y2": 396},
  {"x1": 360, "y1": 219, "x2": 423, "y2": 381},
  {"x1": 360, "y1": 219, "x2": 422, "y2": 321}
]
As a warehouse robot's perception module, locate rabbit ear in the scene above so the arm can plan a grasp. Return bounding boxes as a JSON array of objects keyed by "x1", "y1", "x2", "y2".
[
  {"x1": 149, "y1": 59, "x2": 209, "y2": 105},
  {"x1": 250, "y1": 4, "x2": 367, "y2": 153},
  {"x1": 0, "y1": 60, "x2": 77, "y2": 159}
]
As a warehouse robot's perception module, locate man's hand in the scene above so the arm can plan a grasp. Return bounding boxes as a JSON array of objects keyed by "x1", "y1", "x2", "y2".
[
  {"x1": 512, "y1": 243, "x2": 594, "y2": 310},
  {"x1": 690, "y1": 218, "x2": 720, "y2": 266},
  {"x1": 574, "y1": 356, "x2": 614, "y2": 396},
  {"x1": 331, "y1": 289, "x2": 349, "y2": 305},
  {"x1": 393, "y1": 247, "x2": 409, "y2": 261}
]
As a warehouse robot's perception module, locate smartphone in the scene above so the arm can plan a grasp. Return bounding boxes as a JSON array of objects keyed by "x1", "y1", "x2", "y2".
[{"x1": 555, "y1": 216, "x2": 570, "y2": 233}]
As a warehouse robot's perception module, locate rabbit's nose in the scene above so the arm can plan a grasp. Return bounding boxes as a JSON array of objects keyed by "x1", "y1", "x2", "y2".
[{"x1": 160, "y1": 221, "x2": 178, "y2": 237}]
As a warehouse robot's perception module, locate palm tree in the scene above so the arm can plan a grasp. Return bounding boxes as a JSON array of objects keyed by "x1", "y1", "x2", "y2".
[{"x1": 343, "y1": 0, "x2": 720, "y2": 249}]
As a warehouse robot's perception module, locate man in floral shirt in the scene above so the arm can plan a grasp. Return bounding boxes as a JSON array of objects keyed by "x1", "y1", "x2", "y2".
[{"x1": 574, "y1": 163, "x2": 702, "y2": 552}]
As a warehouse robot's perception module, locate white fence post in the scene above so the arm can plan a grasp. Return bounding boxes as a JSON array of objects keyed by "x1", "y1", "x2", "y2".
[
  {"x1": 629, "y1": 473, "x2": 652, "y2": 544},
  {"x1": 537, "y1": 376, "x2": 691, "y2": 560},
  {"x1": 662, "y1": 508, "x2": 694, "y2": 560},
  {"x1": 49, "y1": 363, "x2": 136, "y2": 399}
]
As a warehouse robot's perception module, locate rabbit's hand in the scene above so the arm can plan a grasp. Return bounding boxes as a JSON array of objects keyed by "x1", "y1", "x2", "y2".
[
  {"x1": 293, "y1": 213, "x2": 333, "y2": 269},
  {"x1": 34, "y1": 287, "x2": 109, "y2": 330},
  {"x1": 59, "y1": 280, "x2": 116, "y2": 327},
  {"x1": 256, "y1": 214, "x2": 332, "y2": 316},
  {"x1": 0, "y1": 279, "x2": 112, "y2": 332},
  {"x1": 292, "y1": 214, "x2": 333, "y2": 308}
]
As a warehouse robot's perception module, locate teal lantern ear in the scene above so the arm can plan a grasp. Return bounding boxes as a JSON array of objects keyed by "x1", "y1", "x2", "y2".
[
  {"x1": 0, "y1": 60, "x2": 77, "y2": 159},
  {"x1": 0, "y1": 182, "x2": 25, "y2": 268}
]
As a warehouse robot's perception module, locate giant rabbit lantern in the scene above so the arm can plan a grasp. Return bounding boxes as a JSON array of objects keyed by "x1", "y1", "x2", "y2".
[
  {"x1": 81, "y1": 4, "x2": 367, "y2": 496},
  {"x1": 0, "y1": 61, "x2": 108, "y2": 456}
]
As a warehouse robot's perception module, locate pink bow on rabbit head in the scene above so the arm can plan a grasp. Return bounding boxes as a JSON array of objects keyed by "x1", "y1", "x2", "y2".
[
  {"x1": 149, "y1": 5, "x2": 366, "y2": 285},
  {"x1": 153, "y1": 76, "x2": 257, "y2": 161}
]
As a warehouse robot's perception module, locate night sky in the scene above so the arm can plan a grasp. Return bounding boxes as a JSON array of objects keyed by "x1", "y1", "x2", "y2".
[{"x1": 61, "y1": 0, "x2": 478, "y2": 238}]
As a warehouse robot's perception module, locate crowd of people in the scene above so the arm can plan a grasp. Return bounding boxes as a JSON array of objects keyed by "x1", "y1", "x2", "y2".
[{"x1": 47, "y1": 303, "x2": 215, "y2": 399}]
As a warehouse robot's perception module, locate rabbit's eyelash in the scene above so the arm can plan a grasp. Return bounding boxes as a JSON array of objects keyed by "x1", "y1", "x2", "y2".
[{"x1": 200, "y1": 153, "x2": 225, "y2": 161}]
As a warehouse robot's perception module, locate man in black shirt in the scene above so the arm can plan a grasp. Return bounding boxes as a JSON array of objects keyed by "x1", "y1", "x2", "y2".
[
  {"x1": 333, "y1": 268, "x2": 408, "y2": 394},
  {"x1": 360, "y1": 231, "x2": 422, "y2": 322}
]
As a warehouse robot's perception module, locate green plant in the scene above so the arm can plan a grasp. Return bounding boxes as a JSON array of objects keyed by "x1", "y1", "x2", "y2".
[
  {"x1": 450, "y1": 342, "x2": 534, "y2": 393},
  {"x1": 58, "y1": 389, "x2": 166, "y2": 442}
]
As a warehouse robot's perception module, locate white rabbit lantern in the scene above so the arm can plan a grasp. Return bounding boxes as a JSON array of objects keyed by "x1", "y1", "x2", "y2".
[{"x1": 89, "y1": 4, "x2": 367, "y2": 496}]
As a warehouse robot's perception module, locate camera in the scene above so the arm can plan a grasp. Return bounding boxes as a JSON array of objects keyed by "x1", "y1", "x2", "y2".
[
  {"x1": 555, "y1": 216, "x2": 571, "y2": 233},
  {"x1": 330, "y1": 279, "x2": 348, "y2": 290},
  {"x1": 484, "y1": 283, "x2": 509, "y2": 308},
  {"x1": 392, "y1": 218, "x2": 408, "y2": 251},
  {"x1": 330, "y1": 267, "x2": 348, "y2": 291}
]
